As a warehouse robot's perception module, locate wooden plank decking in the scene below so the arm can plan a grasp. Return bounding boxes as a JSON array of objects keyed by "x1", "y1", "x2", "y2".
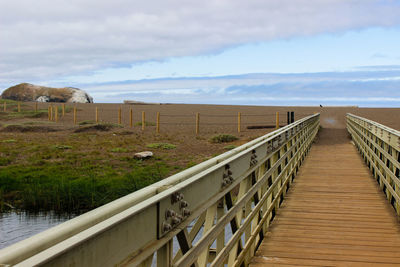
[{"x1": 250, "y1": 128, "x2": 400, "y2": 266}]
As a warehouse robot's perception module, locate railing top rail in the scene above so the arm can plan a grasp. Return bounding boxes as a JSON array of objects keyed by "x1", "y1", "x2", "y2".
[
  {"x1": 347, "y1": 113, "x2": 400, "y2": 137},
  {"x1": 0, "y1": 113, "x2": 320, "y2": 266}
]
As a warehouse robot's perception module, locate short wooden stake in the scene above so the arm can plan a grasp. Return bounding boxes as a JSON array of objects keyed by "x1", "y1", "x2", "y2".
[
  {"x1": 95, "y1": 107, "x2": 99, "y2": 123},
  {"x1": 196, "y1": 113, "x2": 200, "y2": 134},
  {"x1": 156, "y1": 112, "x2": 160, "y2": 133},
  {"x1": 275, "y1": 112, "x2": 279, "y2": 129},
  {"x1": 17, "y1": 102, "x2": 21, "y2": 112},
  {"x1": 55, "y1": 105, "x2": 58, "y2": 122},
  {"x1": 238, "y1": 112, "x2": 241, "y2": 133},
  {"x1": 73, "y1": 106, "x2": 77, "y2": 125},
  {"x1": 130, "y1": 108, "x2": 133, "y2": 128},
  {"x1": 62, "y1": 103, "x2": 65, "y2": 116},
  {"x1": 50, "y1": 106, "x2": 53, "y2": 121},
  {"x1": 35, "y1": 102, "x2": 38, "y2": 112},
  {"x1": 48, "y1": 106, "x2": 51, "y2": 120},
  {"x1": 142, "y1": 111, "x2": 145, "y2": 131},
  {"x1": 3, "y1": 102, "x2": 6, "y2": 112},
  {"x1": 118, "y1": 107, "x2": 122, "y2": 125}
]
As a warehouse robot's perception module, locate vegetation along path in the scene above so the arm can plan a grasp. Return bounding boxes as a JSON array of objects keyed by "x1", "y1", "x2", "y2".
[{"x1": 250, "y1": 127, "x2": 400, "y2": 266}]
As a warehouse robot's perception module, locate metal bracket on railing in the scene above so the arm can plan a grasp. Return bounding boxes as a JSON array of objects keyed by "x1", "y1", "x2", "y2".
[
  {"x1": 222, "y1": 164, "x2": 234, "y2": 187},
  {"x1": 272, "y1": 136, "x2": 279, "y2": 149},
  {"x1": 267, "y1": 141, "x2": 273, "y2": 153},
  {"x1": 250, "y1": 150, "x2": 258, "y2": 167},
  {"x1": 161, "y1": 191, "x2": 191, "y2": 235}
]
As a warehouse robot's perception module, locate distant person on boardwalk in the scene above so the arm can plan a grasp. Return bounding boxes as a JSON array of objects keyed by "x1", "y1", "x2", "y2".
[{"x1": 320, "y1": 104, "x2": 323, "y2": 107}]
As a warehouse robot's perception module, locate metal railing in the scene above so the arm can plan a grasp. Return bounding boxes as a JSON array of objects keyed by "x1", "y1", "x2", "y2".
[
  {"x1": 0, "y1": 114, "x2": 320, "y2": 267},
  {"x1": 347, "y1": 113, "x2": 400, "y2": 215}
]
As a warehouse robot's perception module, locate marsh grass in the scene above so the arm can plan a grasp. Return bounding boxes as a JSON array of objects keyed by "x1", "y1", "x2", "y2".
[
  {"x1": 146, "y1": 143, "x2": 176, "y2": 150},
  {"x1": 135, "y1": 121, "x2": 156, "y2": 126},
  {"x1": 0, "y1": 132, "x2": 177, "y2": 213},
  {"x1": 0, "y1": 158, "x2": 171, "y2": 213},
  {"x1": 111, "y1": 147, "x2": 128, "y2": 153}
]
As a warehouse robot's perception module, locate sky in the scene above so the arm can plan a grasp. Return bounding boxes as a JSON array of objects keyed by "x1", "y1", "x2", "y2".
[{"x1": 1, "y1": 0, "x2": 400, "y2": 106}]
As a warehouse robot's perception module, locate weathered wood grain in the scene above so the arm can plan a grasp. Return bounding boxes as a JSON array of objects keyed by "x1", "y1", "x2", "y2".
[{"x1": 250, "y1": 128, "x2": 400, "y2": 267}]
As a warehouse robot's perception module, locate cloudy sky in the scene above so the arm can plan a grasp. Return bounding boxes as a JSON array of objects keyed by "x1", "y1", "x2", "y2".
[{"x1": 1, "y1": 0, "x2": 400, "y2": 106}]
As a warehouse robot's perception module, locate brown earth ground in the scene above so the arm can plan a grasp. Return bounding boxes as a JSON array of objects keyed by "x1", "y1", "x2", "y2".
[
  {"x1": 0, "y1": 102, "x2": 399, "y2": 211},
  {"x1": 1, "y1": 103, "x2": 399, "y2": 171}
]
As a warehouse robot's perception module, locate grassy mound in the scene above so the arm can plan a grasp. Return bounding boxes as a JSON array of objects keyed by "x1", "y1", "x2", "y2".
[
  {"x1": 210, "y1": 134, "x2": 238, "y2": 143},
  {"x1": 1, "y1": 124, "x2": 59, "y2": 133},
  {"x1": 74, "y1": 123, "x2": 123, "y2": 133}
]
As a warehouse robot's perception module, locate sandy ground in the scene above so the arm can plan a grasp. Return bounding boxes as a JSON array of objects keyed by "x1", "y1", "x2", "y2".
[
  {"x1": 1, "y1": 103, "x2": 399, "y2": 174},
  {"x1": 16, "y1": 102, "x2": 400, "y2": 132}
]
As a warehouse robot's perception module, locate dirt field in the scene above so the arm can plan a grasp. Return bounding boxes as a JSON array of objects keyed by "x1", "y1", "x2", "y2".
[{"x1": 1, "y1": 101, "x2": 399, "y2": 212}]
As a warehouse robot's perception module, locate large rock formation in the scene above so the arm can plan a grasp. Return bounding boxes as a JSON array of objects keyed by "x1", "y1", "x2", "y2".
[{"x1": 1, "y1": 83, "x2": 93, "y2": 103}]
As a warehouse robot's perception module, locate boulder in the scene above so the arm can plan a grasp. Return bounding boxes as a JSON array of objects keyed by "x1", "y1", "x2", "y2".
[
  {"x1": 1, "y1": 83, "x2": 93, "y2": 103},
  {"x1": 134, "y1": 151, "x2": 153, "y2": 159}
]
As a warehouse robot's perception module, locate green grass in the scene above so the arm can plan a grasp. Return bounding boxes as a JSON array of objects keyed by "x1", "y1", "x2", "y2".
[
  {"x1": 111, "y1": 147, "x2": 128, "y2": 153},
  {"x1": 21, "y1": 121, "x2": 55, "y2": 125},
  {"x1": 2, "y1": 139, "x2": 16, "y2": 143},
  {"x1": 0, "y1": 99, "x2": 17, "y2": 104},
  {"x1": 0, "y1": 109, "x2": 48, "y2": 120},
  {"x1": 210, "y1": 134, "x2": 238, "y2": 143},
  {"x1": 0, "y1": 159, "x2": 171, "y2": 213},
  {"x1": 0, "y1": 133, "x2": 178, "y2": 213},
  {"x1": 146, "y1": 143, "x2": 176, "y2": 150},
  {"x1": 52, "y1": 145, "x2": 73, "y2": 150},
  {"x1": 223, "y1": 144, "x2": 237, "y2": 150}
]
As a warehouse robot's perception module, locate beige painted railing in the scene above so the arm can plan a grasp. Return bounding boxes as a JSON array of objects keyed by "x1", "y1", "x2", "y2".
[
  {"x1": 0, "y1": 114, "x2": 320, "y2": 267},
  {"x1": 347, "y1": 113, "x2": 400, "y2": 215}
]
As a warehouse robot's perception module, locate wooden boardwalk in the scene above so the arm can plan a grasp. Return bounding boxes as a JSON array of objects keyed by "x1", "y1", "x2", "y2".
[{"x1": 250, "y1": 128, "x2": 400, "y2": 266}]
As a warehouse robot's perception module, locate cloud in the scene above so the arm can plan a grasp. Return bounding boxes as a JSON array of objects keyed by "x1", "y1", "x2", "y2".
[
  {"x1": 77, "y1": 68, "x2": 400, "y2": 107},
  {"x1": 1, "y1": 0, "x2": 400, "y2": 83}
]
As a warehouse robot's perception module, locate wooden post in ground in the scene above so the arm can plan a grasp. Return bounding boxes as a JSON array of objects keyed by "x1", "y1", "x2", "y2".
[
  {"x1": 142, "y1": 111, "x2": 145, "y2": 131},
  {"x1": 95, "y1": 107, "x2": 99, "y2": 123},
  {"x1": 50, "y1": 105, "x2": 53, "y2": 121},
  {"x1": 73, "y1": 106, "x2": 77, "y2": 125},
  {"x1": 62, "y1": 103, "x2": 65, "y2": 116},
  {"x1": 238, "y1": 112, "x2": 241, "y2": 133},
  {"x1": 35, "y1": 102, "x2": 38, "y2": 112},
  {"x1": 48, "y1": 106, "x2": 51, "y2": 120},
  {"x1": 17, "y1": 102, "x2": 21, "y2": 112},
  {"x1": 156, "y1": 112, "x2": 160, "y2": 133},
  {"x1": 3, "y1": 102, "x2": 6, "y2": 112},
  {"x1": 55, "y1": 105, "x2": 58, "y2": 122},
  {"x1": 275, "y1": 112, "x2": 279, "y2": 129},
  {"x1": 130, "y1": 108, "x2": 133, "y2": 128},
  {"x1": 118, "y1": 106, "x2": 122, "y2": 125},
  {"x1": 196, "y1": 113, "x2": 200, "y2": 134}
]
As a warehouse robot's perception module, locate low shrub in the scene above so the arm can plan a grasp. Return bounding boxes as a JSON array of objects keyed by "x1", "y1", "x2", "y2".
[
  {"x1": 135, "y1": 121, "x2": 156, "y2": 126},
  {"x1": 74, "y1": 123, "x2": 123, "y2": 133},
  {"x1": 210, "y1": 134, "x2": 238, "y2": 143}
]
